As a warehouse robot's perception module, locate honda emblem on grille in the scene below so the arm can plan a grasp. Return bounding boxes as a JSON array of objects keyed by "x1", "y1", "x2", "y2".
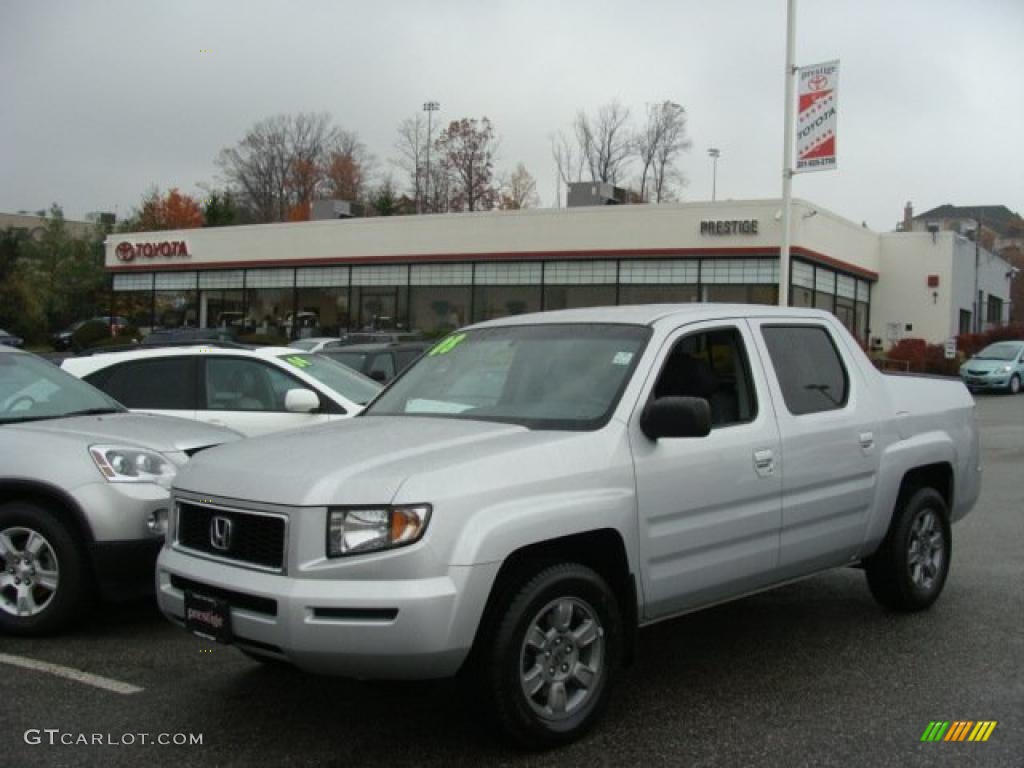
[{"x1": 210, "y1": 516, "x2": 233, "y2": 551}]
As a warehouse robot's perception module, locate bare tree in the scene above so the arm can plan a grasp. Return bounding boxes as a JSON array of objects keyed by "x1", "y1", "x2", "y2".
[
  {"x1": 550, "y1": 130, "x2": 584, "y2": 206},
  {"x1": 217, "y1": 112, "x2": 369, "y2": 222},
  {"x1": 326, "y1": 130, "x2": 375, "y2": 201},
  {"x1": 499, "y1": 163, "x2": 540, "y2": 210},
  {"x1": 393, "y1": 115, "x2": 428, "y2": 211},
  {"x1": 648, "y1": 102, "x2": 691, "y2": 203},
  {"x1": 435, "y1": 117, "x2": 499, "y2": 212},
  {"x1": 574, "y1": 101, "x2": 633, "y2": 185}
]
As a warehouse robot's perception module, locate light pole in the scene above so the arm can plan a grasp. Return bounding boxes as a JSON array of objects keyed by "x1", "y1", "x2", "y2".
[
  {"x1": 422, "y1": 101, "x2": 440, "y2": 213},
  {"x1": 707, "y1": 148, "x2": 721, "y2": 201}
]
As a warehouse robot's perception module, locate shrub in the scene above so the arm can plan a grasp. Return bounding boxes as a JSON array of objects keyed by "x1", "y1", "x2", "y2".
[{"x1": 956, "y1": 324, "x2": 1024, "y2": 358}]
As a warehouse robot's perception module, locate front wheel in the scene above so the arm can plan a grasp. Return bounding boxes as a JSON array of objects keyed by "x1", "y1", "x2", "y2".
[
  {"x1": 0, "y1": 502, "x2": 91, "y2": 635},
  {"x1": 479, "y1": 563, "x2": 622, "y2": 750},
  {"x1": 1009, "y1": 374, "x2": 1021, "y2": 395},
  {"x1": 864, "y1": 487, "x2": 951, "y2": 612}
]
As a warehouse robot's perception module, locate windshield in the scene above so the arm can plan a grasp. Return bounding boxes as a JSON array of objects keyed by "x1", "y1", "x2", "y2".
[
  {"x1": 276, "y1": 353, "x2": 382, "y2": 405},
  {"x1": 328, "y1": 351, "x2": 370, "y2": 373},
  {"x1": 0, "y1": 352, "x2": 124, "y2": 424},
  {"x1": 365, "y1": 324, "x2": 651, "y2": 430},
  {"x1": 975, "y1": 343, "x2": 1022, "y2": 361}
]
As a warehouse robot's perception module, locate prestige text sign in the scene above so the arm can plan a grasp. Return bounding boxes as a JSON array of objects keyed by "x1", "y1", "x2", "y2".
[{"x1": 700, "y1": 219, "x2": 759, "y2": 235}]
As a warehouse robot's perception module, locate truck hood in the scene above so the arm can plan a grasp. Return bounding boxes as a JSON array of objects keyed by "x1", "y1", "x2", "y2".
[
  {"x1": 174, "y1": 416, "x2": 583, "y2": 506},
  {"x1": 11, "y1": 412, "x2": 240, "y2": 454}
]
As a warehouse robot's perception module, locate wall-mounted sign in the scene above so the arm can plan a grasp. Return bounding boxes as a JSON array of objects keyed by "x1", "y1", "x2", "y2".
[
  {"x1": 796, "y1": 59, "x2": 839, "y2": 173},
  {"x1": 115, "y1": 240, "x2": 190, "y2": 262},
  {"x1": 700, "y1": 219, "x2": 759, "y2": 235}
]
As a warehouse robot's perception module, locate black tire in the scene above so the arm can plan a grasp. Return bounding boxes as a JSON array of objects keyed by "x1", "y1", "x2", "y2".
[
  {"x1": 864, "y1": 487, "x2": 952, "y2": 612},
  {"x1": 478, "y1": 562, "x2": 622, "y2": 750},
  {"x1": 0, "y1": 501, "x2": 91, "y2": 635},
  {"x1": 1009, "y1": 374, "x2": 1021, "y2": 395}
]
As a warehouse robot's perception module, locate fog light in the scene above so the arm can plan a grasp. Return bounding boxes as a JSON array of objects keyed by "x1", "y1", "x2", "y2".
[{"x1": 147, "y1": 508, "x2": 169, "y2": 536}]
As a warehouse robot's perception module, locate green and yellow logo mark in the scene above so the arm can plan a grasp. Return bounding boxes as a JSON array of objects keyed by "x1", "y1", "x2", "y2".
[
  {"x1": 428, "y1": 333, "x2": 467, "y2": 357},
  {"x1": 920, "y1": 720, "x2": 997, "y2": 742},
  {"x1": 284, "y1": 355, "x2": 311, "y2": 368}
]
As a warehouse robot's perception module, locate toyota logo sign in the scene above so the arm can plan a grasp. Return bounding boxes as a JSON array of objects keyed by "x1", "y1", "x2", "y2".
[{"x1": 114, "y1": 240, "x2": 190, "y2": 262}]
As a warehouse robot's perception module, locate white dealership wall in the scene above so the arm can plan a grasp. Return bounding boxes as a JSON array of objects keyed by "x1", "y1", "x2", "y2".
[
  {"x1": 105, "y1": 197, "x2": 1010, "y2": 345},
  {"x1": 872, "y1": 232, "x2": 1013, "y2": 346},
  {"x1": 105, "y1": 199, "x2": 879, "y2": 275}
]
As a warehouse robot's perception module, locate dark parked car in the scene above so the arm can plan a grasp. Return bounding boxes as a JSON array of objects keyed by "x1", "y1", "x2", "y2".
[
  {"x1": 50, "y1": 317, "x2": 128, "y2": 351},
  {"x1": 0, "y1": 329, "x2": 23, "y2": 348},
  {"x1": 141, "y1": 328, "x2": 240, "y2": 347},
  {"x1": 322, "y1": 342, "x2": 432, "y2": 383}
]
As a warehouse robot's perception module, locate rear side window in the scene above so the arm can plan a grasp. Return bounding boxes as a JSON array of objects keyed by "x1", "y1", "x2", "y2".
[
  {"x1": 86, "y1": 357, "x2": 196, "y2": 410},
  {"x1": 761, "y1": 326, "x2": 848, "y2": 415}
]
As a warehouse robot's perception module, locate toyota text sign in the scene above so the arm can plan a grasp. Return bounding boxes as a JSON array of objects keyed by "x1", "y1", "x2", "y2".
[{"x1": 796, "y1": 60, "x2": 839, "y2": 173}]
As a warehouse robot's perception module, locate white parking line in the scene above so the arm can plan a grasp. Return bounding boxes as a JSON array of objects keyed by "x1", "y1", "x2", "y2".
[{"x1": 0, "y1": 653, "x2": 143, "y2": 695}]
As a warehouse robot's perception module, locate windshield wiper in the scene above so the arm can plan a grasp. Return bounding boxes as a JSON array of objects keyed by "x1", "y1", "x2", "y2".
[
  {"x1": 0, "y1": 407, "x2": 124, "y2": 426},
  {"x1": 62, "y1": 407, "x2": 124, "y2": 417}
]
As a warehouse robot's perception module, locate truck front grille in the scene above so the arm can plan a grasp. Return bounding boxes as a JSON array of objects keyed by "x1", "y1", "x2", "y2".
[{"x1": 176, "y1": 501, "x2": 286, "y2": 571}]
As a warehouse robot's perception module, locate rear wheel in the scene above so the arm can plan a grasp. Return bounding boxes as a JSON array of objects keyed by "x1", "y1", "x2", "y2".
[
  {"x1": 0, "y1": 502, "x2": 91, "y2": 635},
  {"x1": 865, "y1": 487, "x2": 951, "y2": 612},
  {"x1": 478, "y1": 563, "x2": 622, "y2": 750}
]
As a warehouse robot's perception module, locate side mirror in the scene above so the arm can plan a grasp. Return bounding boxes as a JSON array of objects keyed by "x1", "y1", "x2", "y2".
[
  {"x1": 640, "y1": 396, "x2": 711, "y2": 440},
  {"x1": 284, "y1": 388, "x2": 320, "y2": 413},
  {"x1": 368, "y1": 370, "x2": 388, "y2": 383}
]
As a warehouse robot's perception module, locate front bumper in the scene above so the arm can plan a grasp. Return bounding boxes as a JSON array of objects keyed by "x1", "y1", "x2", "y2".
[
  {"x1": 962, "y1": 375, "x2": 1010, "y2": 391},
  {"x1": 156, "y1": 546, "x2": 498, "y2": 680}
]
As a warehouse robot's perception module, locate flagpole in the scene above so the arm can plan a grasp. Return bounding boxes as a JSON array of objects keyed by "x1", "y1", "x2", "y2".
[{"x1": 779, "y1": 0, "x2": 797, "y2": 307}]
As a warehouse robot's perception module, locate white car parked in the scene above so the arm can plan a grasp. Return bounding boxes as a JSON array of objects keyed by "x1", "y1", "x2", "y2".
[{"x1": 62, "y1": 346, "x2": 382, "y2": 437}]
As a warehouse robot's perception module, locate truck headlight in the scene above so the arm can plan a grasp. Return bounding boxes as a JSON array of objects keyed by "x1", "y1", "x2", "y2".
[
  {"x1": 89, "y1": 445, "x2": 177, "y2": 488},
  {"x1": 327, "y1": 505, "x2": 431, "y2": 557}
]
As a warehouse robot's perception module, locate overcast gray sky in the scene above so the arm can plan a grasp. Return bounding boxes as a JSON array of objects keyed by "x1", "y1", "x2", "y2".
[{"x1": 2, "y1": 0, "x2": 1021, "y2": 230}]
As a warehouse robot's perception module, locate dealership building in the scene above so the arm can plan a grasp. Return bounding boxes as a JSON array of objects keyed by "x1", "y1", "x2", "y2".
[{"x1": 104, "y1": 197, "x2": 1014, "y2": 348}]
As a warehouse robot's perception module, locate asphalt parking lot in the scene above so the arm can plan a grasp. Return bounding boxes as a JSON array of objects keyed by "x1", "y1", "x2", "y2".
[{"x1": 1, "y1": 395, "x2": 1021, "y2": 768}]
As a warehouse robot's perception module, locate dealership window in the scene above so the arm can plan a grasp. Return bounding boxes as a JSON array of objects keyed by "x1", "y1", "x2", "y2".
[
  {"x1": 814, "y1": 266, "x2": 836, "y2": 311},
  {"x1": 198, "y1": 270, "x2": 244, "y2": 330},
  {"x1": 855, "y1": 280, "x2": 870, "y2": 341},
  {"x1": 702, "y1": 259, "x2": 779, "y2": 305},
  {"x1": 244, "y1": 269, "x2": 294, "y2": 339},
  {"x1": 790, "y1": 261, "x2": 814, "y2": 307},
  {"x1": 113, "y1": 273, "x2": 155, "y2": 330},
  {"x1": 987, "y1": 296, "x2": 1003, "y2": 327},
  {"x1": 154, "y1": 272, "x2": 198, "y2": 329},
  {"x1": 350, "y1": 265, "x2": 409, "y2": 330},
  {"x1": 834, "y1": 275, "x2": 857, "y2": 336},
  {"x1": 618, "y1": 259, "x2": 698, "y2": 305},
  {"x1": 472, "y1": 262, "x2": 542, "y2": 322},
  {"x1": 409, "y1": 264, "x2": 472, "y2": 332},
  {"x1": 296, "y1": 266, "x2": 351, "y2": 336},
  {"x1": 543, "y1": 260, "x2": 617, "y2": 311},
  {"x1": 959, "y1": 309, "x2": 972, "y2": 336}
]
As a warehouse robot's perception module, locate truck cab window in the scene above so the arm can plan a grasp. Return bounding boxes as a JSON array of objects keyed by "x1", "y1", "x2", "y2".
[
  {"x1": 761, "y1": 325, "x2": 849, "y2": 415},
  {"x1": 652, "y1": 328, "x2": 757, "y2": 427}
]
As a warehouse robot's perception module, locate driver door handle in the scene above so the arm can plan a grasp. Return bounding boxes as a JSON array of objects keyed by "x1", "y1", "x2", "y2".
[{"x1": 753, "y1": 449, "x2": 775, "y2": 477}]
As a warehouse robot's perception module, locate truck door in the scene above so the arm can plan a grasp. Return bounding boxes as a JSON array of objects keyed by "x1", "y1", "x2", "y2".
[
  {"x1": 630, "y1": 321, "x2": 783, "y2": 620},
  {"x1": 748, "y1": 319, "x2": 881, "y2": 578}
]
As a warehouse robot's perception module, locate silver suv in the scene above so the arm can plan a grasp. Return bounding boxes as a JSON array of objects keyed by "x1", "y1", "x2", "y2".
[{"x1": 0, "y1": 346, "x2": 239, "y2": 635}]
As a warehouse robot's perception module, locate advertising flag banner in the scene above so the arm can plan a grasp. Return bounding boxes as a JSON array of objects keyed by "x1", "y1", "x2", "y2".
[{"x1": 795, "y1": 60, "x2": 839, "y2": 173}]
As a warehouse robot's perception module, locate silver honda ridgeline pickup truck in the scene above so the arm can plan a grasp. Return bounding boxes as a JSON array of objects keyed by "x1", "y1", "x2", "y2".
[{"x1": 158, "y1": 305, "x2": 980, "y2": 747}]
